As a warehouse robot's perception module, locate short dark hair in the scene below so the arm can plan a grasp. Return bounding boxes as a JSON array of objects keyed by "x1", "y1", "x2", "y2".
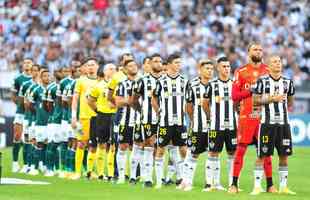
[
  {"x1": 217, "y1": 57, "x2": 229, "y2": 64},
  {"x1": 143, "y1": 56, "x2": 150, "y2": 64},
  {"x1": 119, "y1": 53, "x2": 134, "y2": 64},
  {"x1": 150, "y1": 53, "x2": 161, "y2": 60},
  {"x1": 167, "y1": 53, "x2": 181, "y2": 64},
  {"x1": 124, "y1": 59, "x2": 135, "y2": 67},
  {"x1": 31, "y1": 64, "x2": 41, "y2": 70},
  {"x1": 97, "y1": 66, "x2": 105, "y2": 77},
  {"x1": 82, "y1": 57, "x2": 98, "y2": 65},
  {"x1": 40, "y1": 68, "x2": 49, "y2": 76}
]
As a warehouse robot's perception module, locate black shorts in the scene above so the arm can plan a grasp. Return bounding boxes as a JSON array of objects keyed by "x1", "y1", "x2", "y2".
[
  {"x1": 119, "y1": 125, "x2": 134, "y2": 145},
  {"x1": 157, "y1": 126, "x2": 187, "y2": 147},
  {"x1": 89, "y1": 117, "x2": 97, "y2": 147},
  {"x1": 133, "y1": 124, "x2": 144, "y2": 143},
  {"x1": 188, "y1": 131, "x2": 208, "y2": 155},
  {"x1": 258, "y1": 124, "x2": 293, "y2": 157},
  {"x1": 208, "y1": 130, "x2": 237, "y2": 153},
  {"x1": 142, "y1": 123, "x2": 158, "y2": 140}
]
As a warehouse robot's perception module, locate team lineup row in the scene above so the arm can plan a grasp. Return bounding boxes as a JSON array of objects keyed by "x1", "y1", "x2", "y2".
[{"x1": 11, "y1": 43, "x2": 295, "y2": 195}]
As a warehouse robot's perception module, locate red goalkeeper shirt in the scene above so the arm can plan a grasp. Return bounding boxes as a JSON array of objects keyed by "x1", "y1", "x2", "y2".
[{"x1": 232, "y1": 63, "x2": 269, "y2": 120}]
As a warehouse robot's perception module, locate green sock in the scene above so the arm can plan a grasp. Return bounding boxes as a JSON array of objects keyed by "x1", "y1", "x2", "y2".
[
  {"x1": 32, "y1": 147, "x2": 41, "y2": 169},
  {"x1": 23, "y1": 143, "x2": 31, "y2": 165},
  {"x1": 60, "y1": 142, "x2": 68, "y2": 170},
  {"x1": 27, "y1": 145, "x2": 34, "y2": 167},
  {"x1": 46, "y1": 143, "x2": 54, "y2": 171},
  {"x1": 12, "y1": 142, "x2": 22, "y2": 162},
  {"x1": 54, "y1": 144, "x2": 60, "y2": 170}
]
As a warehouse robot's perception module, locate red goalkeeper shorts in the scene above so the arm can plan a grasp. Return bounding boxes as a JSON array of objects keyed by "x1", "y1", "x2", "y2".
[{"x1": 237, "y1": 118, "x2": 260, "y2": 144}]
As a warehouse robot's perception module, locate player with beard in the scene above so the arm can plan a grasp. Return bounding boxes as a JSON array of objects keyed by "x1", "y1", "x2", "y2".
[
  {"x1": 11, "y1": 58, "x2": 33, "y2": 173},
  {"x1": 115, "y1": 60, "x2": 138, "y2": 184},
  {"x1": 229, "y1": 43, "x2": 276, "y2": 194},
  {"x1": 132, "y1": 54, "x2": 163, "y2": 187}
]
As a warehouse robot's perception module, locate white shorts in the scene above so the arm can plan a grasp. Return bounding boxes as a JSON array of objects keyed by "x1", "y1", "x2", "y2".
[
  {"x1": 35, "y1": 125, "x2": 48, "y2": 142},
  {"x1": 13, "y1": 114, "x2": 24, "y2": 125},
  {"x1": 47, "y1": 123, "x2": 65, "y2": 143},
  {"x1": 28, "y1": 122, "x2": 36, "y2": 140},
  {"x1": 61, "y1": 120, "x2": 75, "y2": 140}
]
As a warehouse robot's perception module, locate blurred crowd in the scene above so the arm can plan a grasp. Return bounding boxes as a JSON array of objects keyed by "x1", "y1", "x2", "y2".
[{"x1": 0, "y1": 0, "x2": 310, "y2": 86}]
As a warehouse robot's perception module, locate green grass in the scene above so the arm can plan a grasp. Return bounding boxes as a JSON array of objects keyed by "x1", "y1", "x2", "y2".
[{"x1": 0, "y1": 147, "x2": 309, "y2": 200}]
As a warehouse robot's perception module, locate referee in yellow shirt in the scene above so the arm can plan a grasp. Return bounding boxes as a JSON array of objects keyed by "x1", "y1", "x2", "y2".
[
  {"x1": 71, "y1": 58, "x2": 99, "y2": 180},
  {"x1": 87, "y1": 63, "x2": 116, "y2": 180}
]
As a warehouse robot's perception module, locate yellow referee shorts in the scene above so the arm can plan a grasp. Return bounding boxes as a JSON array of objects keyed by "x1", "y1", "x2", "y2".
[{"x1": 77, "y1": 119, "x2": 90, "y2": 141}]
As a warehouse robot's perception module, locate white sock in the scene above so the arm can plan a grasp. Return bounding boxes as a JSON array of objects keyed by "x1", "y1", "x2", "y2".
[
  {"x1": 205, "y1": 157, "x2": 213, "y2": 186},
  {"x1": 175, "y1": 147, "x2": 184, "y2": 181},
  {"x1": 155, "y1": 157, "x2": 164, "y2": 185},
  {"x1": 117, "y1": 149, "x2": 126, "y2": 180},
  {"x1": 137, "y1": 146, "x2": 144, "y2": 180},
  {"x1": 227, "y1": 155, "x2": 234, "y2": 186},
  {"x1": 213, "y1": 157, "x2": 221, "y2": 186},
  {"x1": 166, "y1": 163, "x2": 176, "y2": 181},
  {"x1": 254, "y1": 165, "x2": 264, "y2": 188},
  {"x1": 130, "y1": 144, "x2": 140, "y2": 179},
  {"x1": 187, "y1": 157, "x2": 197, "y2": 186},
  {"x1": 182, "y1": 149, "x2": 192, "y2": 183},
  {"x1": 279, "y1": 166, "x2": 288, "y2": 189},
  {"x1": 143, "y1": 147, "x2": 154, "y2": 182}
]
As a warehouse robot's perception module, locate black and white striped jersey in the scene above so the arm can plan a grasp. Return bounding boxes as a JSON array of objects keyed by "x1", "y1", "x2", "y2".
[
  {"x1": 116, "y1": 79, "x2": 136, "y2": 127},
  {"x1": 186, "y1": 77, "x2": 209, "y2": 132},
  {"x1": 153, "y1": 74, "x2": 188, "y2": 127},
  {"x1": 133, "y1": 74, "x2": 161, "y2": 125},
  {"x1": 205, "y1": 78, "x2": 236, "y2": 131},
  {"x1": 254, "y1": 75, "x2": 295, "y2": 125}
]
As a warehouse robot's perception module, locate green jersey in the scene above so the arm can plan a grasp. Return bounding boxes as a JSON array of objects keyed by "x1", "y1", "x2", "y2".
[
  {"x1": 57, "y1": 77, "x2": 74, "y2": 122},
  {"x1": 12, "y1": 73, "x2": 32, "y2": 114},
  {"x1": 62, "y1": 79, "x2": 76, "y2": 122},
  {"x1": 47, "y1": 82, "x2": 62, "y2": 124},
  {"x1": 24, "y1": 82, "x2": 38, "y2": 125},
  {"x1": 31, "y1": 84, "x2": 49, "y2": 126}
]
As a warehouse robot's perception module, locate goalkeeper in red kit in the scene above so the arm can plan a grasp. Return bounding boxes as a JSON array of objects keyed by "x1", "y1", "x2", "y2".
[{"x1": 228, "y1": 43, "x2": 277, "y2": 194}]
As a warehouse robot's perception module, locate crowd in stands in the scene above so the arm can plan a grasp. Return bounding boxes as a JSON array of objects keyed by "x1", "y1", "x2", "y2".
[{"x1": 0, "y1": 0, "x2": 310, "y2": 86}]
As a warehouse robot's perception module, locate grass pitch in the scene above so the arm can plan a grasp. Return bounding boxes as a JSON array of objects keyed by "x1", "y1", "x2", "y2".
[{"x1": 0, "y1": 147, "x2": 309, "y2": 200}]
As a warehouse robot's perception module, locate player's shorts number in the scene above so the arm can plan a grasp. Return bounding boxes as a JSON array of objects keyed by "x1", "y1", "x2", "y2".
[
  {"x1": 144, "y1": 124, "x2": 151, "y2": 130},
  {"x1": 159, "y1": 128, "x2": 167, "y2": 136},
  {"x1": 209, "y1": 130, "x2": 217, "y2": 138},
  {"x1": 191, "y1": 136, "x2": 197, "y2": 144},
  {"x1": 262, "y1": 135, "x2": 269, "y2": 143}
]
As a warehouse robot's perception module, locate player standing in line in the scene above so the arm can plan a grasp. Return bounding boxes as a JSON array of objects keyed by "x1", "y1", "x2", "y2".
[
  {"x1": 253, "y1": 55, "x2": 296, "y2": 195},
  {"x1": 203, "y1": 57, "x2": 237, "y2": 191},
  {"x1": 179, "y1": 59, "x2": 214, "y2": 191},
  {"x1": 114, "y1": 60, "x2": 139, "y2": 184},
  {"x1": 27, "y1": 68, "x2": 50, "y2": 175},
  {"x1": 71, "y1": 58, "x2": 99, "y2": 180},
  {"x1": 44, "y1": 68, "x2": 64, "y2": 177},
  {"x1": 17, "y1": 63, "x2": 39, "y2": 173},
  {"x1": 132, "y1": 54, "x2": 163, "y2": 187},
  {"x1": 152, "y1": 53, "x2": 189, "y2": 189},
  {"x1": 11, "y1": 58, "x2": 33, "y2": 172},
  {"x1": 18, "y1": 64, "x2": 40, "y2": 173},
  {"x1": 229, "y1": 43, "x2": 276, "y2": 193},
  {"x1": 107, "y1": 53, "x2": 133, "y2": 179},
  {"x1": 87, "y1": 63, "x2": 116, "y2": 180}
]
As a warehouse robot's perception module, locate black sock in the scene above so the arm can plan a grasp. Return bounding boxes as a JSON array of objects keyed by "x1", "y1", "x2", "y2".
[
  {"x1": 266, "y1": 177, "x2": 273, "y2": 190},
  {"x1": 232, "y1": 176, "x2": 238, "y2": 187}
]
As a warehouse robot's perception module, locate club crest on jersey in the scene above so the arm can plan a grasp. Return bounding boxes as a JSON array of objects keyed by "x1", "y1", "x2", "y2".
[
  {"x1": 209, "y1": 142, "x2": 215, "y2": 149},
  {"x1": 262, "y1": 145, "x2": 268, "y2": 153}
]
